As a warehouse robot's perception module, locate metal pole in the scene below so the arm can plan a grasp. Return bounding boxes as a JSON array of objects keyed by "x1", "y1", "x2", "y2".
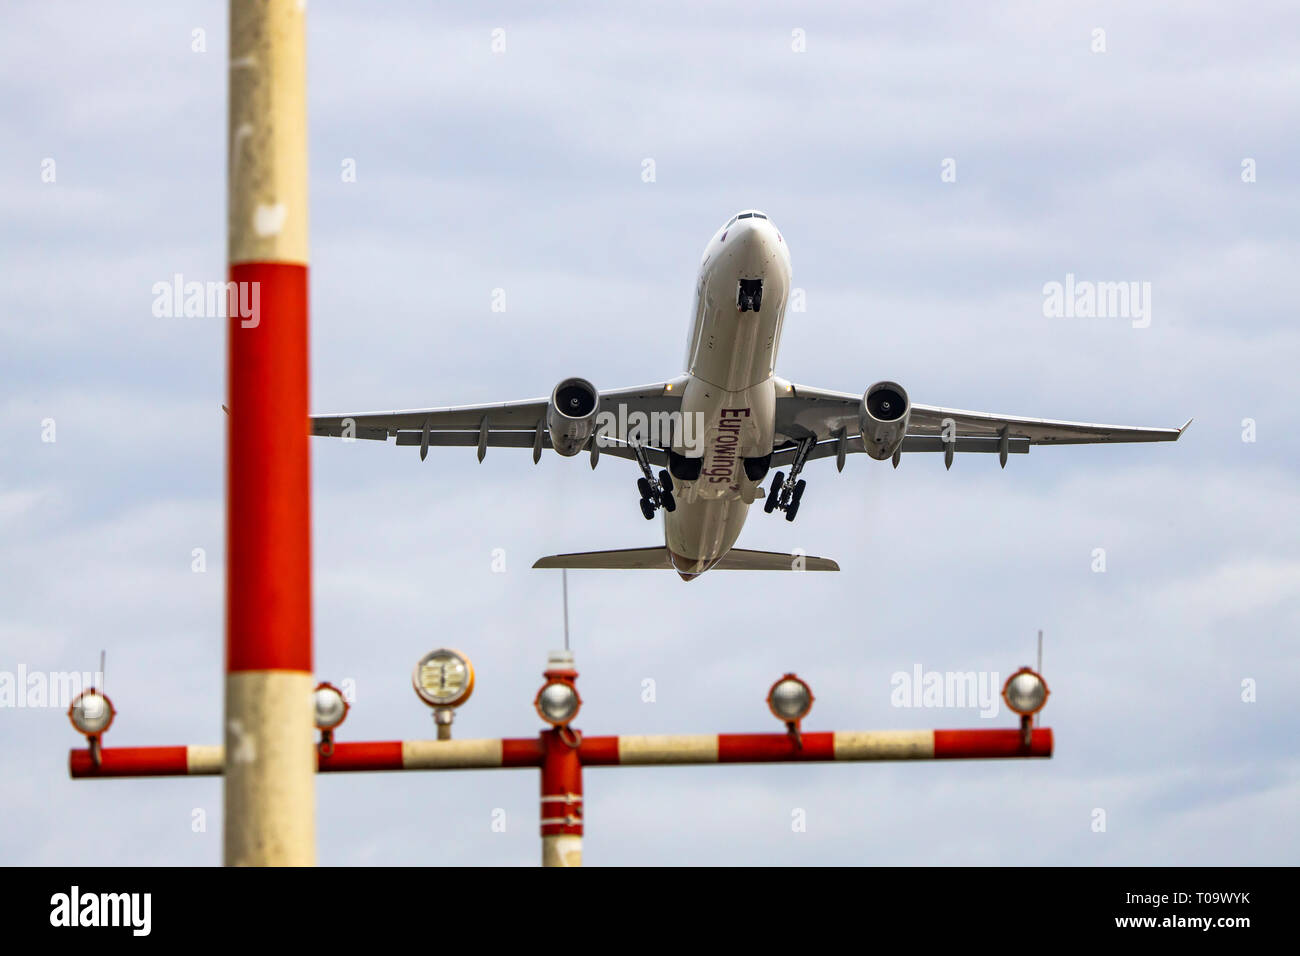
[
  {"x1": 224, "y1": 0, "x2": 315, "y2": 866},
  {"x1": 70, "y1": 728, "x2": 1052, "y2": 777},
  {"x1": 540, "y1": 729, "x2": 583, "y2": 867},
  {"x1": 562, "y1": 569, "x2": 569, "y2": 651}
]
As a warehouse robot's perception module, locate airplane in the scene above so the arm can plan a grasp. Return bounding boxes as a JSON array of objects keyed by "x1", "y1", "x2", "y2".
[{"x1": 312, "y1": 209, "x2": 1190, "y2": 581}]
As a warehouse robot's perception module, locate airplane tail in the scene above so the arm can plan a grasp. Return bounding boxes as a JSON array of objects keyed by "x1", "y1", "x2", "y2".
[{"x1": 532, "y1": 547, "x2": 838, "y2": 572}]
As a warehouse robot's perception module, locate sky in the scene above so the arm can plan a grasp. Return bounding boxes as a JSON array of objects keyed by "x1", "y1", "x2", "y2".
[{"x1": 1, "y1": 0, "x2": 1297, "y2": 865}]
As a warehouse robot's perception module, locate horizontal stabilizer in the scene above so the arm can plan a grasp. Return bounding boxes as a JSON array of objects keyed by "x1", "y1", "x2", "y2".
[
  {"x1": 715, "y1": 548, "x2": 839, "y2": 571},
  {"x1": 533, "y1": 547, "x2": 838, "y2": 572}
]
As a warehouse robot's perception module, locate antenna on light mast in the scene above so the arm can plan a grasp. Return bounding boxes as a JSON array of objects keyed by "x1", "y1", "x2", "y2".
[{"x1": 1035, "y1": 629, "x2": 1043, "y2": 725}]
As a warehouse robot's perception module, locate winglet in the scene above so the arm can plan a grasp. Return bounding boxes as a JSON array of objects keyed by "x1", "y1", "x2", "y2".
[{"x1": 1177, "y1": 417, "x2": 1193, "y2": 438}]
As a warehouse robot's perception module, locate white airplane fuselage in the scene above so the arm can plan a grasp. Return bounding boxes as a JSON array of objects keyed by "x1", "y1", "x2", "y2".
[{"x1": 664, "y1": 211, "x2": 791, "y2": 580}]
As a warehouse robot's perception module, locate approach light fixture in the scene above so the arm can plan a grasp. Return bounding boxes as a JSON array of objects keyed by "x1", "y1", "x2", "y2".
[
  {"x1": 537, "y1": 681, "x2": 580, "y2": 725},
  {"x1": 313, "y1": 682, "x2": 350, "y2": 756},
  {"x1": 535, "y1": 650, "x2": 582, "y2": 741},
  {"x1": 413, "y1": 648, "x2": 475, "y2": 739},
  {"x1": 767, "y1": 673, "x2": 813, "y2": 748},
  {"x1": 1002, "y1": 667, "x2": 1050, "y2": 746},
  {"x1": 1002, "y1": 667, "x2": 1050, "y2": 717},
  {"x1": 68, "y1": 689, "x2": 115, "y2": 767}
]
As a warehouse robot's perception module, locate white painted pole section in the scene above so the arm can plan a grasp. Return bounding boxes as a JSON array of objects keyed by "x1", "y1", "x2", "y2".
[
  {"x1": 831, "y1": 730, "x2": 934, "y2": 759},
  {"x1": 401, "y1": 739, "x2": 505, "y2": 769},
  {"x1": 542, "y1": 834, "x2": 582, "y2": 867}
]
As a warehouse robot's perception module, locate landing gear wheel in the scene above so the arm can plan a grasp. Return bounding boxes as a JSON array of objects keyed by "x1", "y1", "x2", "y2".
[
  {"x1": 661, "y1": 490, "x2": 677, "y2": 512},
  {"x1": 639, "y1": 497, "x2": 656, "y2": 520},
  {"x1": 659, "y1": 470, "x2": 674, "y2": 494},
  {"x1": 764, "y1": 472, "x2": 784, "y2": 513},
  {"x1": 637, "y1": 477, "x2": 652, "y2": 499},
  {"x1": 784, "y1": 480, "x2": 806, "y2": 520}
]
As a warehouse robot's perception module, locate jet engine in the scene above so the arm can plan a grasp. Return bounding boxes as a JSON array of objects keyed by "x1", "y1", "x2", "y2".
[
  {"x1": 859, "y1": 381, "x2": 910, "y2": 460},
  {"x1": 547, "y1": 377, "x2": 600, "y2": 456}
]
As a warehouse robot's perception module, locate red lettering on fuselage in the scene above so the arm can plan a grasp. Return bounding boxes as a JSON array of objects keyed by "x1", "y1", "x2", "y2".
[{"x1": 707, "y1": 408, "x2": 751, "y2": 483}]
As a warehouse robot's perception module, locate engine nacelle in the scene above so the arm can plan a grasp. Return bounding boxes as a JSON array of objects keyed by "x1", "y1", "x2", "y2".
[
  {"x1": 547, "y1": 377, "x2": 600, "y2": 456},
  {"x1": 859, "y1": 381, "x2": 910, "y2": 461}
]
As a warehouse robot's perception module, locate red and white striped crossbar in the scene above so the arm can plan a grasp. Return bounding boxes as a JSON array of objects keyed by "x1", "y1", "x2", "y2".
[{"x1": 69, "y1": 728, "x2": 1052, "y2": 777}]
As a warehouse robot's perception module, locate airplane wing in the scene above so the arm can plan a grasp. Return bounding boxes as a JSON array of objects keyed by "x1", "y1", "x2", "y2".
[
  {"x1": 771, "y1": 382, "x2": 1190, "y2": 469},
  {"x1": 311, "y1": 380, "x2": 684, "y2": 467}
]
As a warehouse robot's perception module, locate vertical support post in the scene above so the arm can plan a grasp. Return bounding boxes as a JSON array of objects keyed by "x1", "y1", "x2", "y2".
[
  {"x1": 224, "y1": 0, "x2": 315, "y2": 866},
  {"x1": 540, "y1": 729, "x2": 583, "y2": 867}
]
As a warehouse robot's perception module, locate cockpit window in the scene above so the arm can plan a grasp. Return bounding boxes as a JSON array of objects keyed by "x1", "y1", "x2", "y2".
[{"x1": 725, "y1": 212, "x2": 771, "y2": 233}]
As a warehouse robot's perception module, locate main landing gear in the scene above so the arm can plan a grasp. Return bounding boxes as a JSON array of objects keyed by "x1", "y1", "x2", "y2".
[
  {"x1": 763, "y1": 436, "x2": 814, "y2": 522},
  {"x1": 632, "y1": 441, "x2": 676, "y2": 519}
]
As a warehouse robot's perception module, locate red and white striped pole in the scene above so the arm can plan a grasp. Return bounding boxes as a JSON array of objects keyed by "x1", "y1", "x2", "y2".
[
  {"x1": 224, "y1": 0, "x2": 315, "y2": 866},
  {"x1": 540, "y1": 729, "x2": 584, "y2": 867},
  {"x1": 535, "y1": 652, "x2": 584, "y2": 866},
  {"x1": 69, "y1": 729, "x2": 1053, "y2": 777}
]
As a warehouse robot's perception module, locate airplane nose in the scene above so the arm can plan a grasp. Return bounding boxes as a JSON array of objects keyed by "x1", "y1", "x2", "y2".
[
  {"x1": 731, "y1": 220, "x2": 771, "y2": 268},
  {"x1": 733, "y1": 218, "x2": 763, "y2": 243}
]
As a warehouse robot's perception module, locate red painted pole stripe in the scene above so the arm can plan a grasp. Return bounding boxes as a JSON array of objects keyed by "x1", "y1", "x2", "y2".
[
  {"x1": 70, "y1": 746, "x2": 189, "y2": 778},
  {"x1": 540, "y1": 730, "x2": 583, "y2": 836},
  {"x1": 719, "y1": 731, "x2": 836, "y2": 762},
  {"x1": 318, "y1": 741, "x2": 403, "y2": 772},
  {"x1": 575, "y1": 735, "x2": 620, "y2": 765},
  {"x1": 933, "y1": 728, "x2": 1053, "y2": 758},
  {"x1": 502, "y1": 737, "x2": 545, "y2": 767},
  {"x1": 226, "y1": 261, "x2": 312, "y2": 673}
]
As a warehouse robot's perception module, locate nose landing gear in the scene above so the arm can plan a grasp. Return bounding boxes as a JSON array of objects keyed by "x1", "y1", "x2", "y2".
[
  {"x1": 632, "y1": 441, "x2": 676, "y2": 519},
  {"x1": 738, "y1": 278, "x2": 763, "y2": 313},
  {"x1": 762, "y1": 436, "x2": 815, "y2": 522}
]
